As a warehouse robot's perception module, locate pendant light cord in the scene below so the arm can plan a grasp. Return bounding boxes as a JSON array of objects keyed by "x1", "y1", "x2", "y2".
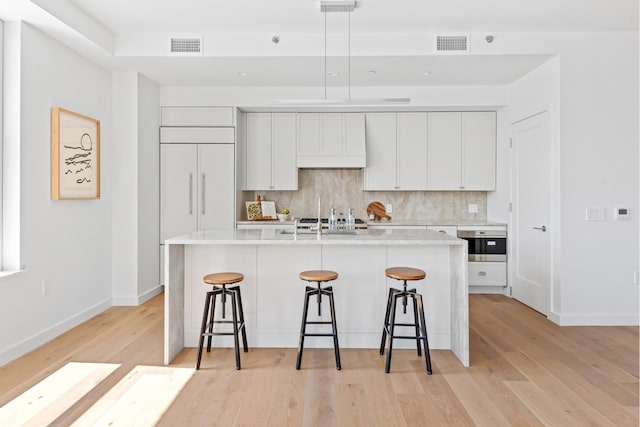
[{"x1": 324, "y1": 11, "x2": 327, "y2": 100}]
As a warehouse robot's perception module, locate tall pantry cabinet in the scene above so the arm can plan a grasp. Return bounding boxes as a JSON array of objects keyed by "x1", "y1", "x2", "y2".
[{"x1": 159, "y1": 107, "x2": 236, "y2": 285}]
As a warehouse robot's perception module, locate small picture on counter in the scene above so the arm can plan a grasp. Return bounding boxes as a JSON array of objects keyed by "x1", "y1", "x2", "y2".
[
  {"x1": 246, "y1": 201, "x2": 262, "y2": 220},
  {"x1": 245, "y1": 200, "x2": 277, "y2": 220}
]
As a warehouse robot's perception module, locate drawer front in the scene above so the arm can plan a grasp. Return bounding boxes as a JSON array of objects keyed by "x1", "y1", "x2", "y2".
[
  {"x1": 427, "y1": 225, "x2": 457, "y2": 237},
  {"x1": 468, "y1": 262, "x2": 506, "y2": 287}
]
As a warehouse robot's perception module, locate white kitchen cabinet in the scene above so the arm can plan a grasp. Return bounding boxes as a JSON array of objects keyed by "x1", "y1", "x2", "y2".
[
  {"x1": 428, "y1": 112, "x2": 496, "y2": 191},
  {"x1": 245, "y1": 113, "x2": 297, "y2": 190},
  {"x1": 297, "y1": 113, "x2": 366, "y2": 167},
  {"x1": 161, "y1": 143, "x2": 235, "y2": 242},
  {"x1": 364, "y1": 112, "x2": 428, "y2": 190},
  {"x1": 468, "y1": 262, "x2": 506, "y2": 287},
  {"x1": 161, "y1": 106, "x2": 234, "y2": 126}
]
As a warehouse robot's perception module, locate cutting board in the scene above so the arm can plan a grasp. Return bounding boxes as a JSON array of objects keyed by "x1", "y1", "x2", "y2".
[{"x1": 367, "y1": 201, "x2": 391, "y2": 221}]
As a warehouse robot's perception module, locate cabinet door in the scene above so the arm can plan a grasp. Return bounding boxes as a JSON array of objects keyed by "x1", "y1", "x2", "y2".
[
  {"x1": 364, "y1": 113, "x2": 397, "y2": 190},
  {"x1": 397, "y1": 112, "x2": 428, "y2": 190},
  {"x1": 245, "y1": 113, "x2": 272, "y2": 190},
  {"x1": 198, "y1": 144, "x2": 235, "y2": 231},
  {"x1": 321, "y1": 113, "x2": 343, "y2": 155},
  {"x1": 161, "y1": 144, "x2": 198, "y2": 241},
  {"x1": 297, "y1": 113, "x2": 321, "y2": 157},
  {"x1": 429, "y1": 112, "x2": 462, "y2": 190},
  {"x1": 271, "y1": 113, "x2": 298, "y2": 190},
  {"x1": 343, "y1": 113, "x2": 366, "y2": 158},
  {"x1": 462, "y1": 112, "x2": 496, "y2": 190}
]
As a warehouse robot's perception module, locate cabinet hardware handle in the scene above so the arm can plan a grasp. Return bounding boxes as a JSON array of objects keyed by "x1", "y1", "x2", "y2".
[
  {"x1": 438, "y1": 230, "x2": 446, "y2": 234},
  {"x1": 532, "y1": 225, "x2": 547, "y2": 232},
  {"x1": 477, "y1": 271, "x2": 487, "y2": 276},
  {"x1": 201, "y1": 174, "x2": 206, "y2": 215},
  {"x1": 189, "y1": 173, "x2": 193, "y2": 214}
]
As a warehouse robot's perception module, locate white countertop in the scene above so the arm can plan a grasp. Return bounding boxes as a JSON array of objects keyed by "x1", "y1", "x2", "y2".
[
  {"x1": 165, "y1": 228, "x2": 465, "y2": 246},
  {"x1": 236, "y1": 219, "x2": 506, "y2": 227}
]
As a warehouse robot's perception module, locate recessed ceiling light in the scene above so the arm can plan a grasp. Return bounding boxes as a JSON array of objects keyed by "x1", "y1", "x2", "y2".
[
  {"x1": 238, "y1": 72, "x2": 249, "y2": 76},
  {"x1": 328, "y1": 72, "x2": 340, "y2": 77},
  {"x1": 368, "y1": 70, "x2": 377, "y2": 75},
  {"x1": 420, "y1": 71, "x2": 431, "y2": 76}
]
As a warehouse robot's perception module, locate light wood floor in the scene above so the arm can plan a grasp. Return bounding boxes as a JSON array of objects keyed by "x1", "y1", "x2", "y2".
[{"x1": 0, "y1": 294, "x2": 637, "y2": 426}]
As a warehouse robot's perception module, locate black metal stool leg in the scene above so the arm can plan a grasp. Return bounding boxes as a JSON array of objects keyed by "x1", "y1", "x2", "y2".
[
  {"x1": 385, "y1": 293, "x2": 400, "y2": 373},
  {"x1": 327, "y1": 287, "x2": 341, "y2": 370},
  {"x1": 380, "y1": 287, "x2": 395, "y2": 355},
  {"x1": 296, "y1": 287, "x2": 313, "y2": 370},
  {"x1": 416, "y1": 294, "x2": 432, "y2": 374},
  {"x1": 196, "y1": 291, "x2": 212, "y2": 370},
  {"x1": 410, "y1": 290, "x2": 422, "y2": 356},
  {"x1": 230, "y1": 288, "x2": 241, "y2": 370},
  {"x1": 207, "y1": 290, "x2": 218, "y2": 352},
  {"x1": 232, "y1": 286, "x2": 248, "y2": 353}
]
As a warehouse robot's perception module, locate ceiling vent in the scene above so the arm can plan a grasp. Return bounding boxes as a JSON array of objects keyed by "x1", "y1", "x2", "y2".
[
  {"x1": 434, "y1": 34, "x2": 470, "y2": 54},
  {"x1": 169, "y1": 37, "x2": 203, "y2": 55}
]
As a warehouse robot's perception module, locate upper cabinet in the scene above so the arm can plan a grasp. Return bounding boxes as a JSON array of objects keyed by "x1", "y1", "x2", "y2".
[
  {"x1": 363, "y1": 112, "x2": 428, "y2": 191},
  {"x1": 429, "y1": 112, "x2": 496, "y2": 191},
  {"x1": 161, "y1": 106, "x2": 234, "y2": 127},
  {"x1": 297, "y1": 113, "x2": 366, "y2": 168},
  {"x1": 244, "y1": 112, "x2": 298, "y2": 191}
]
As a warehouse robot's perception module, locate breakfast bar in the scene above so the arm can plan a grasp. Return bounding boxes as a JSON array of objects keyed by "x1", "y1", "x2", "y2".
[{"x1": 164, "y1": 228, "x2": 469, "y2": 367}]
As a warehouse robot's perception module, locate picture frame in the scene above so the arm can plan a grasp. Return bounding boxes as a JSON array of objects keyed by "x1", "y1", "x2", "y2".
[{"x1": 51, "y1": 107, "x2": 100, "y2": 200}]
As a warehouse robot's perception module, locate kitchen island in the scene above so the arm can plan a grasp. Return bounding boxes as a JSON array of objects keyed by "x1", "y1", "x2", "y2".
[{"x1": 164, "y1": 228, "x2": 469, "y2": 367}]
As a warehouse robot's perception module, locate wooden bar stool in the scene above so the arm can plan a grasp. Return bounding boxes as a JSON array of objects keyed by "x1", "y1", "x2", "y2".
[
  {"x1": 380, "y1": 267, "x2": 432, "y2": 374},
  {"x1": 296, "y1": 270, "x2": 341, "y2": 370},
  {"x1": 196, "y1": 272, "x2": 248, "y2": 370}
]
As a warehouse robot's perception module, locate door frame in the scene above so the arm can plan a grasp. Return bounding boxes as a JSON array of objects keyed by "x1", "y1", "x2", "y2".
[{"x1": 509, "y1": 106, "x2": 561, "y2": 321}]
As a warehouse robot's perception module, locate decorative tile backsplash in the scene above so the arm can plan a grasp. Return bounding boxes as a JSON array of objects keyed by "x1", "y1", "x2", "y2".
[{"x1": 244, "y1": 169, "x2": 486, "y2": 222}]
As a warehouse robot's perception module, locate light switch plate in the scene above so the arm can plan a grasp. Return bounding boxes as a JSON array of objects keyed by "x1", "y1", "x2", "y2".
[
  {"x1": 586, "y1": 207, "x2": 605, "y2": 221},
  {"x1": 468, "y1": 204, "x2": 478, "y2": 214},
  {"x1": 386, "y1": 204, "x2": 392, "y2": 214}
]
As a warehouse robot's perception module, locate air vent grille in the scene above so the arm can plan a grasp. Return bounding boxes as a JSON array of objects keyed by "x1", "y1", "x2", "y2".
[
  {"x1": 435, "y1": 34, "x2": 469, "y2": 53},
  {"x1": 170, "y1": 37, "x2": 202, "y2": 55}
]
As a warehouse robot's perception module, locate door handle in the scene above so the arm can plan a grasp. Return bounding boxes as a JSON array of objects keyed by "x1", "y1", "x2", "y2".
[
  {"x1": 201, "y1": 174, "x2": 206, "y2": 215},
  {"x1": 189, "y1": 173, "x2": 193, "y2": 214},
  {"x1": 532, "y1": 225, "x2": 547, "y2": 232}
]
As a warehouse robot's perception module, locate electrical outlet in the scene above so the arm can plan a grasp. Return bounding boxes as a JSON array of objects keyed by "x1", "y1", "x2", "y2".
[
  {"x1": 386, "y1": 203, "x2": 392, "y2": 214},
  {"x1": 42, "y1": 280, "x2": 49, "y2": 296},
  {"x1": 468, "y1": 204, "x2": 478, "y2": 214}
]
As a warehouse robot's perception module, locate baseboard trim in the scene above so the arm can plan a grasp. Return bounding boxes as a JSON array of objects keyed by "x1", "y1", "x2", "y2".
[
  {"x1": 112, "y1": 285, "x2": 163, "y2": 307},
  {"x1": 0, "y1": 297, "x2": 112, "y2": 367},
  {"x1": 553, "y1": 312, "x2": 639, "y2": 326}
]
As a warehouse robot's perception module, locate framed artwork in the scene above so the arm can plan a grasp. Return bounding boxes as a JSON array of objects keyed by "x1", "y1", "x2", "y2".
[{"x1": 51, "y1": 107, "x2": 100, "y2": 200}]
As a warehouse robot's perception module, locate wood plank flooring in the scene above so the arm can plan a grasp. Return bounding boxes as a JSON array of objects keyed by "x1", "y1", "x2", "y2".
[{"x1": 0, "y1": 294, "x2": 637, "y2": 426}]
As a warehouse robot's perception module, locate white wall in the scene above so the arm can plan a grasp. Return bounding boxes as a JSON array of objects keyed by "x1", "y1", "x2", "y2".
[
  {"x1": 111, "y1": 72, "x2": 160, "y2": 305},
  {"x1": 136, "y1": 74, "x2": 160, "y2": 300},
  {"x1": 0, "y1": 22, "x2": 113, "y2": 365},
  {"x1": 555, "y1": 33, "x2": 638, "y2": 324},
  {"x1": 507, "y1": 34, "x2": 639, "y2": 325}
]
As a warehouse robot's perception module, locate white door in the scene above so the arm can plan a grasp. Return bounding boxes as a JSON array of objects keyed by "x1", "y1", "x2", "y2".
[
  {"x1": 271, "y1": 113, "x2": 298, "y2": 190},
  {"x1": 397, "y1": 112, "x2": 428, "y2": 190},
  {"x1": 160, "y1": 144, "x2": 197, "y2": 241},
  {"x1": 429, "y1": 112, "x2": 462, "y2": 190},
  {"x1": 245, "y1": 113, "x2": 272, "y2": 190},
  {"x1": 363, "y1": 113, "x2": 397, "y2": 190},
  {"x1": 511, "y1": 112, "x2": 551, "y2": 315},
  {"x1": 198, "y1": 144, "x2": 235, "y2": 231}
]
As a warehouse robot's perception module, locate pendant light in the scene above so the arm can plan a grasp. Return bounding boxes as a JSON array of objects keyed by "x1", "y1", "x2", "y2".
[{"x1": 265, "y1": 1, "x2": 410, "y2": 105}]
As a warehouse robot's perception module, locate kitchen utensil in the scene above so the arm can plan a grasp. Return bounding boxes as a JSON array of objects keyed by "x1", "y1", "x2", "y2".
[{"x1": 367, "y1": 201, "x2": 392, "y2": 221}]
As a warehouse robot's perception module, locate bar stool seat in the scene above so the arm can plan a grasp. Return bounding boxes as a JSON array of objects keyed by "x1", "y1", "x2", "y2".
[
  {"x1": 380, "y1": 266, "x2": 432, "y2": 374},
  {"x1": 296, "y1": 270, "x2": 341, "y2": 370},
  {"x1": 196, "y1": 272, "x2": 248, "y2": 370}
]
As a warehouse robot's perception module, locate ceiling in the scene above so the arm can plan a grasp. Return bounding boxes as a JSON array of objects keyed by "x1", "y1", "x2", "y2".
[{"x1": 3, "y1": 0, "x2": 638, "y2": 87}]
